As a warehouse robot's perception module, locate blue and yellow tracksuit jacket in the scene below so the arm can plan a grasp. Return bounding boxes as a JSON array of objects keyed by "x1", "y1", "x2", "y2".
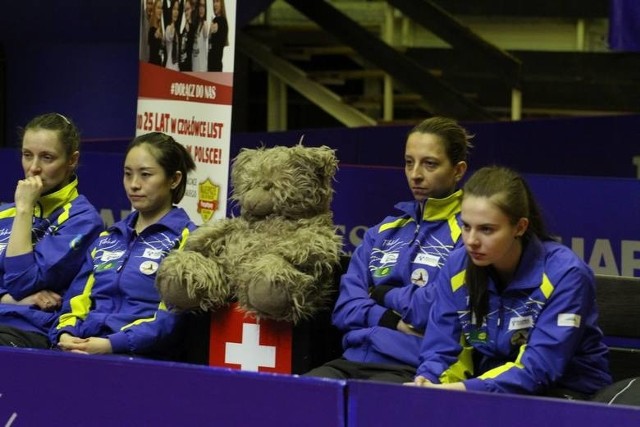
[
  {"x1": 0, "y1": 177, "x2": 103, "y2": 336},
  {"x1": 416, "y1": 236, "x2": 612, "y2": 395},
  {"x1": 50, "y1": 207, "x2": 195, "y2": 356},
  {"x1": 332, "y1": 190, "x2": 464, "y2": 367}
]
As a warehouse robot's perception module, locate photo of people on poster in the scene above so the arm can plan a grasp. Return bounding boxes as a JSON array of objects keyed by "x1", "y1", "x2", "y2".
[{"x1": 139, "y1": 0, "x2": 234, "y2": 73}]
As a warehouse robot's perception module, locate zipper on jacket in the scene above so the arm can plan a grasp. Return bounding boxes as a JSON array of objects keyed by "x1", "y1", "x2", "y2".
[
  {"x1": 116, "y1": 235, "x2": 138, "y2": 272},
  {"x1": 410, "y1": 223, "x2": 420, "y2": 245}
]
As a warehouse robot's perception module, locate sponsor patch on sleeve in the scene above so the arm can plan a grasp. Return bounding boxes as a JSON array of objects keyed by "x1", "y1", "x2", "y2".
[{"x1": 557, "y1": 313, "x2": 581, "y2": 328}]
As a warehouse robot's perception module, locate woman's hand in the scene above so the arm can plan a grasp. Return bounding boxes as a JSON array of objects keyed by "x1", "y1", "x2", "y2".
[
  {"x1": 14, "y1": 176, "x2": 43, "y2": 212},
  {"x1": 58, "y1": 333, "x2": 89, "y2": 352},
  {"x1": 58, "y1": 334, "x2": 113, "y2": 355},
  {"x1": 404, "y1": 376, "x2": 467, "y2": 391},
  {"x1": 430, "y1": 382, "x2": 467, "y2": 391},
  {"x1": 404, "y1": 375, "x2": 432, "y2": 387},
  {"x1": 397, "y1": 319, "x2": 423, "y2": 337},
  {"x1": 1, "y1": 290, "x2": 61, "y2": 311},
  {"x1": 23, "y1": 290, "x2": 62, "y2": 311}
]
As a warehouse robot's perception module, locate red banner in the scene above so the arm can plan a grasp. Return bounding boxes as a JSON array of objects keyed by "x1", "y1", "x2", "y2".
[{"x1": 138, "y1": 62, "x2": 233, "y2": 105}]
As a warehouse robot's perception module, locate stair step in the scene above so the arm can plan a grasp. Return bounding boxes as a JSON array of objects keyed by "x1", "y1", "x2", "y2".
[
  {"x1": 307, "y1": 69, "x2": 387, "y2": 84},
  {"x1": 343, "y1": 93, "x2": 425, "y2": 109},
  {"x1": 307, "y1": 68, "x2": 443, "y2": 85},
  {"x1": 282, "y1": 45, "x2": 357, "y2": 61}
]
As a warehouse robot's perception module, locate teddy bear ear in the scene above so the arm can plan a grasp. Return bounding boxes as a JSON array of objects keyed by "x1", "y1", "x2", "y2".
[
  {"x1": 233, "y1": 145, "x2": 264, "y2": 169},
  {"x1": 314, "y1": 146, "x2": 338, "y2": 180},
  {"x1": 230, "y1": 147, "x2": 262, "y2": 199},
  {"x1": 295, "y1": 145, "x2": 338, "y2": 184},
  {"x1": 232, "y1": 148, "x2": 251, "y2": 170}
]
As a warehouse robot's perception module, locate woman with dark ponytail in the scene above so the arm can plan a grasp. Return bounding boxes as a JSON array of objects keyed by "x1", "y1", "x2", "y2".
[
  {"x1": 407, "y1": 166, "x2": 611, "y2": 399},
  {"x1": 463, "y1": 167, "x2": 552, "y2": 330},
  {"x1": 305, "y1": 116, "x2": 471, "y2": 383}
]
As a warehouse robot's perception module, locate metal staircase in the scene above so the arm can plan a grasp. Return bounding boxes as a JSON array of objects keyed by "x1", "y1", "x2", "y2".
[{"x1": 236, "y1": 0, "x2": 640, "y2": 131}]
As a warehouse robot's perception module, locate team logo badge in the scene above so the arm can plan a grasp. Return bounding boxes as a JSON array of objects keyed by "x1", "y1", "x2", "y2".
[
  {"x1": 410, "y1": 268, "x2": 429, "y2": 286},
  {"x1": 139, "y1": 260, "x2": 159, "y2": 275},
  {"x1": 197, "y1": 178, "x2": 220, "y2": 223}
]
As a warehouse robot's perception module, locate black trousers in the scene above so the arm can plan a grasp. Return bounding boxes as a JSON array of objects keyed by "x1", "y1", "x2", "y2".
[
  {"x1": 590, "y1": 377, "x2": 640, "y2": 406},
  {"x1": 303, "y1": 358, "x2": 416, "y2": 384},
  {"x1": 0, "y1": 325, "x2": 50, "y2": 349}
]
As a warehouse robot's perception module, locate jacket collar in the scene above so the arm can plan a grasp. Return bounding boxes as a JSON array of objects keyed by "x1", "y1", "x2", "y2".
[
  {"x1": 496, "y1": 235, "x2": 546, "y2": 291},
  {"x1": 396, "y1": 189, "x2": 463, "y2": 222},
  {"x1": 112, "y1": 207, "x2": 192, "y2": 235},
  {"x1": 34, "y1": 176, "x2": 79, "y2": 218},
  {"x1": 423, "y1": 189, "x2": 463, "y2": 221}
]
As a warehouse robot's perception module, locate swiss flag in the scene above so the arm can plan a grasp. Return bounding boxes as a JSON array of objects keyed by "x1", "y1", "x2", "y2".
[{"x1": 208, "y1": 303, "x2": 293, "y2": 374}]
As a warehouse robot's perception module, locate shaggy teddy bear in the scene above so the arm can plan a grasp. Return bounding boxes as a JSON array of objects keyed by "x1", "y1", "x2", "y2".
[{"x1": 156, "y1": 144, "x2": 343, "y2": 323}]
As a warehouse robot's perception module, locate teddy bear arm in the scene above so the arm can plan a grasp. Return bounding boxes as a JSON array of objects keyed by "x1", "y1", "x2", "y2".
[
  {"x1": 156, "y1": 250, "x2": 232, "y2": 312},
  {"x1": 280, "y1": 227, "x2": 342, "y2": 269},
  {"x1": 183, "y1": 218, "x2": 245, "y2": 255}
]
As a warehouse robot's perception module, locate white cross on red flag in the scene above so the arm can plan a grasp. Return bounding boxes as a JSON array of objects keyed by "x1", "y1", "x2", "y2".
[{"x1": 208, "y1": 303, "x2": 293, "y2": 373}]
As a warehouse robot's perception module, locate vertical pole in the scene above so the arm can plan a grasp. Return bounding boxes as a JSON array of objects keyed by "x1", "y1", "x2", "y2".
[
  {"x1": 511, "y1": 89, "x2": 522, "y2": 121},
  {"x1": 268, "y1": 73, "x2": 287, "y2": 131},
  {"x1": 576, "y1": 18, "x2": 586, "y2": 51},
  {"x1": 383, "y1": 4, "x2": 395, "y2": 122},
  {"x1": 632, "y1": 156, "x2": 640, "y2": 179}
]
